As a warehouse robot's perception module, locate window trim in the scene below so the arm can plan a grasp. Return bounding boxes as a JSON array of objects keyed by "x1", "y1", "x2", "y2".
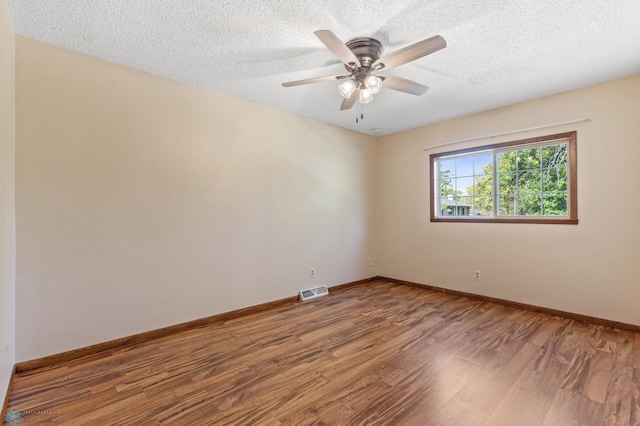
[{"x1": 430, "y1": 131, "x2": 578, "y2": 224}]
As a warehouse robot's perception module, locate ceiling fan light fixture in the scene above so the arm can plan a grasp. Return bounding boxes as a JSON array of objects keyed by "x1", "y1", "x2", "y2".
[
  {"x1": 358, "y1": 88, "x2": 374, "y2": 104},
  {"x1": 364, "y1": 75, "x2": 383, "y2": 94},
  {"x1": 338, "y1": 79, "x2": 356, "y2": 99}
]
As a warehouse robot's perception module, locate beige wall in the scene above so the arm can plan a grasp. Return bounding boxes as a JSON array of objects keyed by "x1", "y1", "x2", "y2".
[
  {"x1": 15, "y1": 37, "x2": 379, "y2": 362},
  {"x1": 0, "y1": 0, "x2": 16, "y2": 404},
  {"x1": 12, "y1": 30, "x2": 640, "y2": 364},
  {"x1": 378, "y1": 74, "x2": 640, "y2": 326}
]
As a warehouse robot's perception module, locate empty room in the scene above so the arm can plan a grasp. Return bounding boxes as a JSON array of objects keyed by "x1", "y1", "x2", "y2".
[{"x1": 1, "y1": 0, "x2": 640, "y2": 424}]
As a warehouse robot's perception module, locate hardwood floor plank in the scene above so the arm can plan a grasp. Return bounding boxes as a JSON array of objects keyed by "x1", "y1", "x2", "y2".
[
  {"x1": 375, "y1": 360, "x2": 482, "y2": 426},
  {"x1": 631, "y1": 368, "x2": 640, "y2": 426},
  {"x1": 529, "y1": 316, "x2": 570, "y2": 347},
  {"x1": 454, "y1": 355, "x2": 519, "y2": 412},
  {"x1": 58, "y1": 389, "x2": 148, "y2": 425},
  {"x1": 603, "y1": 365, "x2": 634, "y2": 426},
  {"x1": 4, "y1": 280, "x2": 639, "y2": 425},
  {"x1": 426, "y1": 396, "x2": 491, "y2": 426},
  {"x1": 584, "y1": 350, "x2": 616, "y2": 404},
  {"x1": 631, "y1": 332, "x2": 640, "y2": 370},
  {"x1": 484, "y1": 364, "x2": 557, "y2": 426},
  {"x1": 541, "y1": 389, "x2": 604, "y2": 426},
  {"x1": 560, "y1": 349, "x2": 592, "y2": 392}
]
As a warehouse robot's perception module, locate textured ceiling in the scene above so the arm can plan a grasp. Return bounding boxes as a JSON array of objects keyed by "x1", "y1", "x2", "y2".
[{"x1": 7, "y1": 0, "x2": 640, "y2": 136}]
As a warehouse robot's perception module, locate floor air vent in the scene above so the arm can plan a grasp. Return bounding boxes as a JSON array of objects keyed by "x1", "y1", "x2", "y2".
[{"x1": 299, "y1": 285, "x2": 329, "y2": 301}]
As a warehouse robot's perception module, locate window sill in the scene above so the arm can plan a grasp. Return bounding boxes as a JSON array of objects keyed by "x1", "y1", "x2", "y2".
[{"x1": 430, "y1": 217, "x2": 578, "y2": 225}]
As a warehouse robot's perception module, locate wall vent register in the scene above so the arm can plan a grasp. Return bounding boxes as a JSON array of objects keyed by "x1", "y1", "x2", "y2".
[{"x1": 299, "y1": 285, "x2": 329, "y2": 301}]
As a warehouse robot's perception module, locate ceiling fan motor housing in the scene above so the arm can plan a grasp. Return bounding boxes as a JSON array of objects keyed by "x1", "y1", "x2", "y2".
[{"x1": 345, "y1": 37, "x2": 383, "y2": 71}]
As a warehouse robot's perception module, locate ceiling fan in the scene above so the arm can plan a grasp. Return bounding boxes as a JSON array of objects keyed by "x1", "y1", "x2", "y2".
[{"x1": 282, "y1": 30, "x2": 446, "y2": 110}]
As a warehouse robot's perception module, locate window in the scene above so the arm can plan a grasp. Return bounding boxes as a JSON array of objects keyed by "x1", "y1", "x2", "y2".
[{"x1": 430, "y1": 132, "x2": 577, "y2": 224}]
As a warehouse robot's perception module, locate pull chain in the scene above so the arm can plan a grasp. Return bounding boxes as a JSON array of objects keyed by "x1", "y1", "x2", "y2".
[{"x1": 355, "y1": 103, "x2": 365, "y2": 123}]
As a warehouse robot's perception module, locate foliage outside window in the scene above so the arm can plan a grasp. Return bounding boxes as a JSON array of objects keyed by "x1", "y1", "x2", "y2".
[{"x1": 430, "y1": 132, "x2": 577, "y2": 224}]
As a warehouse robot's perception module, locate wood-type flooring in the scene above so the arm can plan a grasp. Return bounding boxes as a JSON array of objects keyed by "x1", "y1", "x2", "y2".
[{"x1": 4, "y1": 280, "x2": 640, "y2": 425}]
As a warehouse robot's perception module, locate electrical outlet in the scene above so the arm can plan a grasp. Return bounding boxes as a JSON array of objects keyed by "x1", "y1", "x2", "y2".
[
  {"x1": 310, "y1": 268, "x2": 316, "y2": 279},
  {"x1": 474, "y1": 270, "x2": 481, "y2": 281},
  {"x1": 373, "y1": 258, "x2": 378, "y2": 267}
]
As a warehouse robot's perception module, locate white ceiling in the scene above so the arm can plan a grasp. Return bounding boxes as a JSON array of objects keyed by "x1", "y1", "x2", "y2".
[{"x1": 7, "y1": 0, "x2": 640, "y2": 136}]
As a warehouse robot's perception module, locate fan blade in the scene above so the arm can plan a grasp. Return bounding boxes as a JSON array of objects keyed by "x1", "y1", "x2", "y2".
[
  {"x1": 380, "y1": 75, "x2": 429, "y2": 95},
  {"x1": 282, "y1": 74, "x2": 351, "y2": 87},
  {"x1": 314, "y1": 30, "x2": 361, "y2": 68},
  {"x1": 340, "y1": 89, "x2": 358, "y2": 110},
  {"x1": 373, "y1": 35, "x2": 446, "y2": 70}
]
